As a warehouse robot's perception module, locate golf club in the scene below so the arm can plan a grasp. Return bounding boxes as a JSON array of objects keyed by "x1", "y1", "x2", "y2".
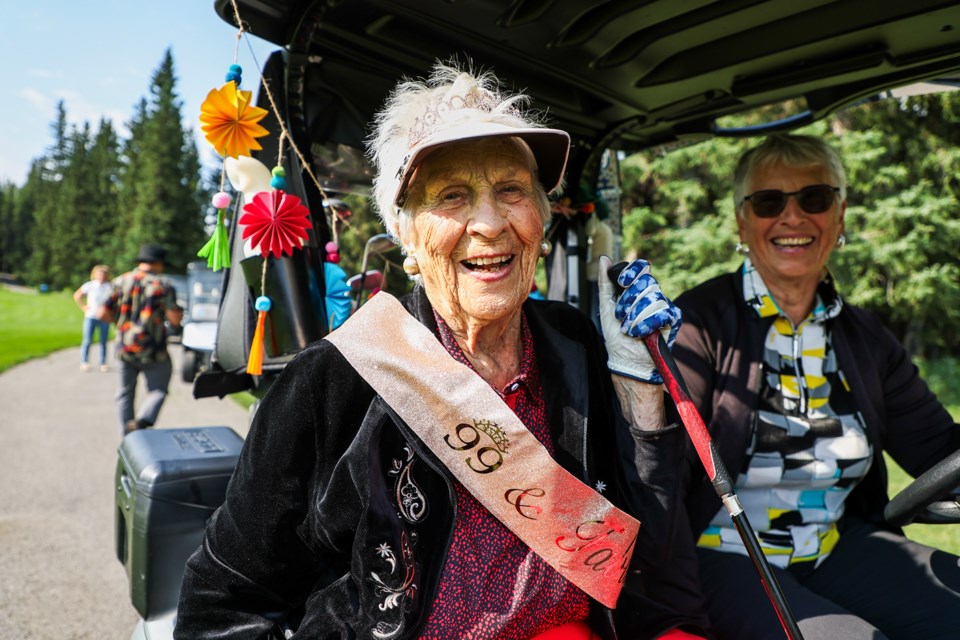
[
  {"x1": 608, "y1": 262, "x2": 804, "y2": 640},
  {"x1": 354, "y1": 233, "x2": 397, "y2": 308}
]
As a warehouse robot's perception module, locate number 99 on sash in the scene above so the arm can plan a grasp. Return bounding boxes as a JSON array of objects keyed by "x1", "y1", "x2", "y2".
[{"x1": 443, "y1": 422, "x2": 506, "y2": 474}]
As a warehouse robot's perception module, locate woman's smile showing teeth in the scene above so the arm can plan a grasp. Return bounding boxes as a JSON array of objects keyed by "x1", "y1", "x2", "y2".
[
  {"x1": 462, "y1": 255, "x2": 514, "y2": 272},
  {"x1": 772, "y1": 236, "x2": 813, "y2": 247}
]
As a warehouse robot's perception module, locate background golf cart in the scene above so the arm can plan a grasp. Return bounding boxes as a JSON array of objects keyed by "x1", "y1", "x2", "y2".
[
  {"x1": 179, "y1": 260, "x2": 223, "y2": 383},
  {"x1": 160, "y1": 274, "x2": 187, "y2": 341},
  {"x1": 117, "y1": 1, "x2": 960, "y2": 637}
]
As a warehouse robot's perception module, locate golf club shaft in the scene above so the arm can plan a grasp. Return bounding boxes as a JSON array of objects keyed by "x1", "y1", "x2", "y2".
[{"x1": 643, "y1": 333, "x2": 804, "y2": 640}]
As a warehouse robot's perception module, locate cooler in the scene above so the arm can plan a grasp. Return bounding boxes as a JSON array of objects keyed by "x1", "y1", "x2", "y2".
[{"x1": 115, "y1": 426, "x2": 244, "y2": 619}]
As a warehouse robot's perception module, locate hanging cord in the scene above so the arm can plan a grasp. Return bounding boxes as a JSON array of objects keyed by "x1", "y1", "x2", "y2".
[{"x1": 229, "y1": 0, "x2": 331, "y2": 208}]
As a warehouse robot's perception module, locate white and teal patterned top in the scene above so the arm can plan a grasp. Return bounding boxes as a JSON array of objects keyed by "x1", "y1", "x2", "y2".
[{"x1": 697, "y1": 258, "x2": 872, "y2": 571}]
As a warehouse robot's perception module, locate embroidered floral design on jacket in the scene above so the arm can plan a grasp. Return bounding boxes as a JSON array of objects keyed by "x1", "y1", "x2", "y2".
[
  {"x1": 370, "y1": 532, "x2": 418, "y2": 639},
  {"x1": 389, "y1": 446, "x2": 428, "y2": 523}
]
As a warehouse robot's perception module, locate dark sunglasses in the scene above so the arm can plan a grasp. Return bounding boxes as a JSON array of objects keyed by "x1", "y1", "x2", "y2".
[{"x1": 743, "y1": 184, "x2": 840, "y2": 218}]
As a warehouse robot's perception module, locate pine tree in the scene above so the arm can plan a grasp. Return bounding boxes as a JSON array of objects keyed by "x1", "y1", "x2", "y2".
[
  {"x1": 0, "y1": 182, "x2": 15, "y2": 274},
  {"x1": 13, "y1": 161, "x2": 43, "y2": 283},
  {"x1": 87, "y1": 119, "x2": 123, "y2": 272},
  {"x1": 26, "y1": 102, "x2": 70, "y2": 288},
  {"x1": 123, "y1": 49, "x2": 207, "y2": 275},
  {"x1": 118, "y1": 98, "x2": 149, "y2": 267},
  {"x1": 48, "y1": 121, "x2": 94, "y2": 289}
]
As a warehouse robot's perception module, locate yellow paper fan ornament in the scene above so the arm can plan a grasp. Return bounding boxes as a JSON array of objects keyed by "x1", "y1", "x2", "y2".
[{"x1": 199, "y1": 80, "x2": 269, "y2": 158}]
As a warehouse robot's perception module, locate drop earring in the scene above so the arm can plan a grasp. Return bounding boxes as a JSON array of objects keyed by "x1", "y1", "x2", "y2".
[
  {"x1": 836, "y1": 233, "x2": 847, "y2": 249},
  {"x1": 735, "y1": 241, "x2": 750, "y2": 255}
]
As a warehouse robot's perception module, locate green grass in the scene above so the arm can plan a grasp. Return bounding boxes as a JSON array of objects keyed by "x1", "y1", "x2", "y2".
[
  {"x1": 885, "y1": 356, "x2": 960, "y2": 554},
  {"x1": 2, "y1": 284, "x2": 958, "y2": 553},
  {"x1": 0, "y1": 287, "x2": 88, "y2": 372},
  {"x1": 0, "y1": 285, "x2": 254, "y2": 412},
  {"x1": 886, "y1": 454, "x2": 959, "y2": 554}
]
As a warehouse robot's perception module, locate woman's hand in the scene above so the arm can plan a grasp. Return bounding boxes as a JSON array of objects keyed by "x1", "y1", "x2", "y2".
[{"x1": 597, "y1": 256, "x2": 682, "y2": 384}]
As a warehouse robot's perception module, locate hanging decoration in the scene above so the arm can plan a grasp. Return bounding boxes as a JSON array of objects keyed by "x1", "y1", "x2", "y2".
[
  {"x1": 246, "y1": 294, "x2": 271, "y2": 375},
  {"x1": 195, "y1": 15, "x2": 269, "y2": 273},
  {"x1": 199, "y1": 75, "x2": 270, "y2": 159},
  {"x1": 237, "y1": 136, "x2": 313, "y2": 375},
  {"x1": 199, "y1": 0, "x2": 352, "y2": 373},
  {"x1": 237, "y1": 188, "x2": 312, "y2": 259},
  {"x1": 195, "y1": 60, "x2": 269, "y2": 272},
  {"x1": 197, "y1": 191, "x2": 233, "y2": 270}
]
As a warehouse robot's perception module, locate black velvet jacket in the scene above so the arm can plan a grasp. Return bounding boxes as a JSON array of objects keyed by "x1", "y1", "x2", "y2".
[{"x1": 175, "y1": 288, "x2": 704, "y2": 640}]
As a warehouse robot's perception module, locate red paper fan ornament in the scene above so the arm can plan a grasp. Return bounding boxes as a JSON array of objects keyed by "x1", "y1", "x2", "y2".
[
  {"x1": 238, "y1": 190, "x2": 312, "y2": 258},
  {"x1": 238, "y1": 166, "x2": 313, "y2": 375}
]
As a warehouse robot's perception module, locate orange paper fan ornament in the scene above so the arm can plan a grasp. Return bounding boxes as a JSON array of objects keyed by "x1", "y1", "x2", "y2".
[{"x1": 199, "y1": 81, "x2": 270, "y2": 158}]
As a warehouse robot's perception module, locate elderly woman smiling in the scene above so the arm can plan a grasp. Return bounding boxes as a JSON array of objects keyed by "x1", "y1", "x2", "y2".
[
  {"x1": 175, "y1": 62, "x2": 703, "y2": 640},
  {"x1": 669, "y1": 134, "x2": 960, "y2": 639}
]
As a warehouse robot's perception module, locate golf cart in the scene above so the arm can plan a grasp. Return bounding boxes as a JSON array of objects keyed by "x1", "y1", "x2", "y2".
[
  {"x1": 179, "y1": 261, "x2": 223, "y2": 383},
  {"x1": 115, "y1": 1, "x2": 960, "y2": 638},
  {"x1": 161, "y1": 273, "x2": 188, "y2": 341}
]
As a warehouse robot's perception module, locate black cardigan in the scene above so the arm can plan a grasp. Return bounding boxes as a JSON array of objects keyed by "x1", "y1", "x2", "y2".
[
  {"x1": 673, "y1": 270, "x2": 960, "y2": 539},
  {"x1": 175, "y1": 288, "x2": 706, "y2": 639}
]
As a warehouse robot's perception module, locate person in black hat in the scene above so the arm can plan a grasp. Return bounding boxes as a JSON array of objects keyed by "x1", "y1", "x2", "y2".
[{"x1": 100, "y1": 243, "x2": 183, "y2": 435}]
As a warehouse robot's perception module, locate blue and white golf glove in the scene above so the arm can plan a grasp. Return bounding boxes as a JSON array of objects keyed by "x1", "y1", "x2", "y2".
[{"x1": 597, "y1": 256, "x2": 682, "y2": 384}]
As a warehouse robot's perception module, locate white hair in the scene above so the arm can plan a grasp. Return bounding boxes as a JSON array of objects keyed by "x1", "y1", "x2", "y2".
[{"x1": 366, "y1": 60, "x2": 552, "y2": 242}]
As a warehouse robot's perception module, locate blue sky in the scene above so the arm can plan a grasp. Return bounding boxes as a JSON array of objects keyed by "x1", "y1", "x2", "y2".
[{"x1": 0, "y1": 0, "x2": 277, "y2": 184}]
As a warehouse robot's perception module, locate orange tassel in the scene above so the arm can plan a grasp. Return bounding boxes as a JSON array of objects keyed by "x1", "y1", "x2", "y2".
[{"x1": 246, "y1": 309, "x2": 267, "y2": 375}]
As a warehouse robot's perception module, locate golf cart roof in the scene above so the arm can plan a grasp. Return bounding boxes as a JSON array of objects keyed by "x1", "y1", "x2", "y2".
[{"x1": 216, "y1": 0, "x2": 960, "y2": 185}]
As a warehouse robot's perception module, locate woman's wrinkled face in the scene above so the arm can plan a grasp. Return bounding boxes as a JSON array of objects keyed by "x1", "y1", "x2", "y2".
[
  {"x1": 739, "y1": 162, "x2": 845, "y2": 289},
  {"x1": 401, "y1": 137, "x2": 543, "y2": 326}
]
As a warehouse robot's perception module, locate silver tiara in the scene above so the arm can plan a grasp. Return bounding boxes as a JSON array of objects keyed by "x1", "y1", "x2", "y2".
[{"x1": 406, "y1": 88, "x2": 517, "y2": 149}]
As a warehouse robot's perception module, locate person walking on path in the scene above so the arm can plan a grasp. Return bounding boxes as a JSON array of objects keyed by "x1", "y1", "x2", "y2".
[
  {"x1": 73, "y1": 264, "x2": 113, "y2": 372},
  {"x1": 101, "y1": 244, "x2": 183, "y2": 436}
]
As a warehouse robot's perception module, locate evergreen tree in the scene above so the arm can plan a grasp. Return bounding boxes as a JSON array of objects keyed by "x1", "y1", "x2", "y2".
[
  {"x1": 0, "y1": 181, "x2": 16, "y2": 274},
  {"x1": 831, "y1": 92, "x2": 960, "y2": 357},
  {"x1": 12, "y1": 161, "x2": 43, "y2": 283},
  {"x1": 123, "y1": 49, "x2": 206, "y2": 274},
  {"x1": 86, "y1": 119, "x2": 123, "y2": 272},
  {"x1": 25, "y1": 102, "x2": 70, "y2": 287},
  {"x1": 47, "y1": 121, "x2": 95, "y2": 289},
  {"x1": 118, "y1": 98, "x2": 149, "y2": 267}
]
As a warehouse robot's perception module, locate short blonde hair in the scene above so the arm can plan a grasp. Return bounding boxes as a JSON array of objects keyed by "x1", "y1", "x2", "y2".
[
  {"x1": 90, "y1": 264, "x2": 111, "y2": 280},
  {"x1": 733, "y1": 134, "x2": 847, "y2": 217}
]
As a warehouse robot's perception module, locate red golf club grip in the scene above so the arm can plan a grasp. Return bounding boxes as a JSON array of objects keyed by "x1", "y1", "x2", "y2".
[
  {"x1": 643, "y1": 334, "x2": 733, "y2": 496},
  {"x1": 607, "y1": 261, "x2": 804, "y2": 639}
]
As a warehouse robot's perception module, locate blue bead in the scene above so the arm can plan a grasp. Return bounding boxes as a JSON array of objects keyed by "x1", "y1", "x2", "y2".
[
  {"x1": 271, "y1": 176, "x2": 287, "y2": 190},
  {"x1": 228, "y1": 64, "x2": 242, "y2": 74},
  {"x1": 225, "y1": 71, "x2": 241, "y2": 83},
  {"x1": 255, "y1": 296, "x2": 272, "y2": 312}
]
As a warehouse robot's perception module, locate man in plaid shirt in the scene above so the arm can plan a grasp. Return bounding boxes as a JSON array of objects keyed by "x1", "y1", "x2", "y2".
[{"x1": 102, "y1": 244, "x2": 183, "y2": 436}]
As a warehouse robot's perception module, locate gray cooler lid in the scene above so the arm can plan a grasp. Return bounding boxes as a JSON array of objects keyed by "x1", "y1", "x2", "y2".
[{"x1": 118, "y1": 427, "x2": 244, "y2": 504}]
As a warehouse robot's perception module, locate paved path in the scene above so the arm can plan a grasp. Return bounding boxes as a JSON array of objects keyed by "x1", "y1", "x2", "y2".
[{"x1": 0, "y1": 345, "x2": 250, "y2": 640}]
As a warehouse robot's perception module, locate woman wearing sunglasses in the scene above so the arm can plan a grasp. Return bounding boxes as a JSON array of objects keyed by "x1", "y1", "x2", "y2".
[{"x1": 667, "y1": 134, "x2": 960, "y2": 639}]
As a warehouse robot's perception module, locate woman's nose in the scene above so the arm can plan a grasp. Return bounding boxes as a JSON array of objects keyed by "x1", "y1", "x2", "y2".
[
  {"x1": 780, "y1": 196, "x2": 807, "y2": 222},
  {"x1": 467, "y1": 190, "x2": 507, "y2": 237}
]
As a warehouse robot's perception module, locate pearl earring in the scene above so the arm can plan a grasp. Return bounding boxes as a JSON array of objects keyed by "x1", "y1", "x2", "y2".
[
  {"x1": 539, "y1": 239, "x2": 552, "y2": 258},
  {"x1": 402, "y1": 255, "x2": 420, "y2": 276},
  {"x1": 836, "y1": 233, "x2": 847, "y2": 249},
  {"x1": 735, "y1": 241, "x2": 750, "y2": 255}
]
